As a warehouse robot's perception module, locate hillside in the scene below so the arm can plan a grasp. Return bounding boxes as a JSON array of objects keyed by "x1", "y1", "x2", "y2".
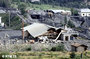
[
  {"x1": 12, "y1": 0, "x2": 90, "y2": 8},
  {"x1": 11, "y1": 2, "x2": 70, "y2": 10},
  {"x1": 40, "y1": 0, "x2": 88, "y2": 8},
  {"x1": 1, "y1": 0, "x2": 90, "y2": 9}
]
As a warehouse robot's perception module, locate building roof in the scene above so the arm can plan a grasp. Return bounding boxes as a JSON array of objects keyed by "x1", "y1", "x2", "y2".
[
  {"x1": 80, "y1": 8, "x2": 90, "y2": 13},
  {"x1": 23, "y1": 23, "x2": 57, "y2": 38},
  {"x1": 71, "y1": 43, "x2": 87, "y2": 47},
  {"x1": 50, "y1": 10, "x2": 65, "y2": 13},
  {"x1": 48, "y1": 10, "x2": 71, "y2": 14}
]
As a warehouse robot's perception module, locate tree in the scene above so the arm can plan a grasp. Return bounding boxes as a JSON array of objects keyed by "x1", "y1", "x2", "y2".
[
  {"x1": 64, "y1": 16, "x2": 67, "y2": 24},
  {"x1": 0, "y1": 0, "x2": 10, "y2": 8},
  {"x1": 67, "y1": 20, "x2": 75, "y2": 28},
  {"x1": 18, "y1": 3, "x2": 26, "y2": 15},
  {"x1": 71, "y1": 8, "x2": 74, "y2": 15},
  {"x1": 40, "y1": 0, "x2": 84, "y2": 8},
  {"x1": 71, "y1": 8, "x2": 79, "y2": 16}
]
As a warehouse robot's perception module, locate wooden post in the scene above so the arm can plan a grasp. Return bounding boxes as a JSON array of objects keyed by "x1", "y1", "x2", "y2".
[
  {"x1": 9, "y1": 11, "x2": 10, "y2": 27},
  {"x1": 22, "y1": 20, "x2": 24, "y2": 40}
]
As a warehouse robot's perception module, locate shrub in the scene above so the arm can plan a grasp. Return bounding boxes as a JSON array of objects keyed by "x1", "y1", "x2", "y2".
[
  {"x1": 60, "y1": 57, "x2": 70, "y2": 59},
  {"x1": 26, "y1": 47, "x2": 31, "y2": 51},
  {"x1": 50, "y1": 43, "x2": 65, "y2": 51},
  {"x1": 70, "y1": 52, "x2": 76, "y2": 59},
  {"x1": 67, "y1": 20, "x2": 75, "y2": 28},
  {"x1": 18, "y1": 3, "x2": 26, "y2": 15},
  {"x1": 50, "y1": 52, "x2": 53, "y2": 58},
  {"x1": 41, "y1": 48, "x2": 49, "y2": 51},
  {"x1": 50, "y1": 47, "x2": 56, "y2": 51},
  {"x1": 75, "y1": 55, "x2": 81, "y2": 59}
]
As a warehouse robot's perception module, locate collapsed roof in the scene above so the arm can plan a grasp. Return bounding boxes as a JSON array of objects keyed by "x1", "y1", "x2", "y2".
[{"x1": 23, "y1": 23, "x2": 59, "y2": 38}]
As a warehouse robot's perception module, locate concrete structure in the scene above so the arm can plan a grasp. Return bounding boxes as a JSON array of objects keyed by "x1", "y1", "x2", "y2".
[
  {"x1": 0, "y1": 17, "x2": 1, "y2": 23},
  {"x1": 31, "y1": 0, "x2": 40, "y2": 2},
  {"x1": 79, "y1": 8, "x2": 90, "y2": 17},
  {"x1": 0, "y1": 17, "x2": 4, "y2": 27},
  {"x1": 60, "y1": 25, "x2": 79, "y2": 41}
]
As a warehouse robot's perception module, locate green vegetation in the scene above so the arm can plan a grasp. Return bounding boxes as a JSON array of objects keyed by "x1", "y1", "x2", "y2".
[
  {"x1": 40, "y1": 0, "x2": 88, "y2": 8},
  {"x1": 41, "y1": 48, "x2": 49, "y2": 51},
  {"x1": 0, "y1": 13, "x2": 9, "y2": 27},
  {"x1": 0, "y1": 52, "x2": 9, "y2": 59},
  {"x1": 11, "y1": 2, "x2": 70, "y2": 10},
  {"x1": 11, "y1": 0, "x2": 90, "y2": 8},
  {"x1": 70, "y1": 52, "x2": 76, "y2": 59},
  {"x1": 50, "y1": 43, "x2": 65, "y2": 51},
  {"x1": 0, "y1": 0, "x2": 10, "y2": 8},
  {"x1": 0, "y1": 0, "x2": 90, "y2": 9},
  {"x1": 0, "y1": 51, "x2": 90, "y2": 59},
  {"x1": 67, "y1": 20, "x2": 75, "y2": 28},
  {"x1": 25, "y1": 47, "x2": 31, "y2": 51},
  {"x1": 71, "y1": 8, "x2": 79, "y2": 16},
  {"x1": 0, "y1": 52, "x2": 18, "y2": 59},
  {"x1": 0, "y1": 13, "x2": 22, "y2": 29},
  {"x1": 18, "y1": 3, "x2": 27, "y2": 15},
  {"x1": 14, "y1": 51, "x2": 70, "y2": 59},
  {"x1": 27, "y1": 3, "x2": 70, "y2": 10},
  {"x1": 64, "y1": 16, "x2": 67, "y2": 24},
  {"x1": 10, "y1": 16, "x2": 22, "y2": 30}
]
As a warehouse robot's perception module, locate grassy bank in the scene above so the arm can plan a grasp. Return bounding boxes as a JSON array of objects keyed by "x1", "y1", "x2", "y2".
[
  {"x1": 0, "y1": 51, "x2": 90, "y2": 59},
  {"x1": 11, "y1": 2, "x2": 70, "y2": 10}
]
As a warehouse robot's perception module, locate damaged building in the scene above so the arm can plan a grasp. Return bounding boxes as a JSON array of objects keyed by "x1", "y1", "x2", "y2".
[{"x1": 23, "y1": 23, "x2": 79, "y2": 43}]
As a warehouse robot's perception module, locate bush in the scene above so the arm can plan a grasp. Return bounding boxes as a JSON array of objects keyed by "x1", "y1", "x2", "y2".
[
  {"x1": 71, "y1": 8, "x2": 79, "y2": 16},
  {"x1": 50, "y1": 47, "x2": 56, "y2": 51},
  {"x1": 60, "y1": 57, "x2": 70, "y2": 59},
  {"x1": 70, "y1": 52, "x2": 76, "y2": 59},
  {"x1": 41, "y1": 48, "x2": 49, "y2": 51},
  {"x1": 26, "y1": 47, "x2": 31, "y2": 51},
  {"x1": 50, "y1": 43, "x2": 65, "y2": 51},
  {"x1": 67, "y1": 20, "x2": 75, "y2": 28},
  {"x1": 75, "y1": 55, "x2": 81, "y2": 59},
  {"x1": 18, "y1": 3, "x2": 26, "y2": 15}
]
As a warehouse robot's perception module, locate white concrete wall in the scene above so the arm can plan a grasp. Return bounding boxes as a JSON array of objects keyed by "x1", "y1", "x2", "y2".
[
  {"x1": 31, "y1": 0, "x2": 40, "y2": 2},
  {"x1": 63, "y1": 34, "x2": 71, "y2": 41},
  {"x1": 0, "y1": 17, "x2": 4, "y2": 27},
  {"x1": 1, "y1": 23, "x2": 4, "y2": 27},
  {"x1": 87, "y1": 13, "x2": 90, "y2": 16},
  {"x1": 80, "y1": 12, "x2": 90, "y2": 17},
  {"x1": 0, "y1": 17, "x2": 1, "y2": 23}
]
